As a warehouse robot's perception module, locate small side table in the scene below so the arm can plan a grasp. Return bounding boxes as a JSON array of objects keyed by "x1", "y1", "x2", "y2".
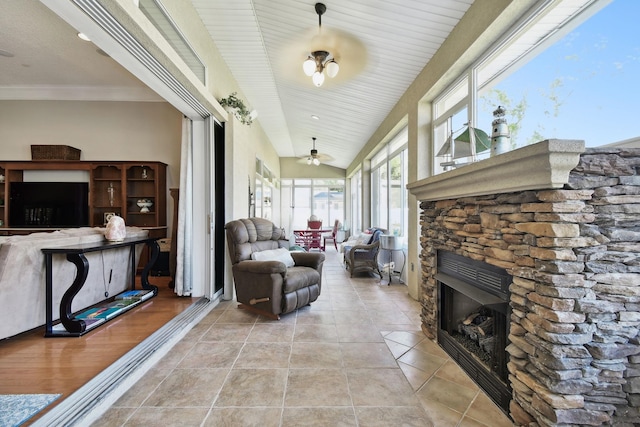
[{"x1": 378, "y1": 235, "x2": 406, "y2": 285}]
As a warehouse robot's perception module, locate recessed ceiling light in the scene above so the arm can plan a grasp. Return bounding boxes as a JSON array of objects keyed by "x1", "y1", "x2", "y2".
[
  {"x1": 77, "y1": 32, "x2": 91, "y2": 42},
  {"x1": 311, "y1": 115, "x2": 320, "y2": 120},
  {"x1": 0, "y1": 49, "x2": 15, "y2": 58}
]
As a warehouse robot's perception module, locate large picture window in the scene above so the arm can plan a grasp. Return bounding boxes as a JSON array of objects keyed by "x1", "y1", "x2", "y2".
[
  {"x1": 432, "y1": 0, "x2": 631, "y2": 173},
  {"x1": 281, "y1": 179, "x2": 345, "y2": 233}
]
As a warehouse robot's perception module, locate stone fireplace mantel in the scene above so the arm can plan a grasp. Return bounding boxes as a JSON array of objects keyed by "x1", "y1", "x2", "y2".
[
  {"x1": 407, "y1": 139, "x2": 585, "y2": 201},
  {"x1": 411, "y1": 142, "x2": 640, "y2": 426}
]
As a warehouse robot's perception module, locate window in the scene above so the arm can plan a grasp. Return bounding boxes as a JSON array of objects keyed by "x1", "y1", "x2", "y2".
[
  {"x1": 432, "y1": 0, "x2": 626, "y2": 172},
  {"x1": 281, "y1": 179, "x2": 345, "y2": 232},
  {"x1": 371, "y1": 128, "x2": 408, "y2": 238},
  {"x1": 478, "y1": 0, "x2": 635, "y2": 147},
  {"x1": 350, "y1": 169, "x2": 362, "y2": 234}
]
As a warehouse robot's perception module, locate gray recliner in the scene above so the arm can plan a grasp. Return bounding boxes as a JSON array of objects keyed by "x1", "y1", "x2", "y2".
[{"x1": 225, "y1": 217, "x2": 325, "y2": 319}]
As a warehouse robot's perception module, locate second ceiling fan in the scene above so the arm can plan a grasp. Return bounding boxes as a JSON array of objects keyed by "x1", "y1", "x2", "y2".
[{"x1": 298, "y1": 137, "x2": 334, "y2": 165}]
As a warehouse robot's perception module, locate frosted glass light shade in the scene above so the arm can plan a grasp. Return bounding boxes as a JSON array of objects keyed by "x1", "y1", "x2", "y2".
[
  {"x1": 312, "y1": 71, "x2": 325, "y2": 87},
  {"x1": 325, "y1": 60, "x2": 339, "y2": 78},
  {"x1": 303, "y1": 57, "x2": 316, "y2": 76},
  {"x1": 313, "y1": 157, "x2": 320, "y2": 166}
]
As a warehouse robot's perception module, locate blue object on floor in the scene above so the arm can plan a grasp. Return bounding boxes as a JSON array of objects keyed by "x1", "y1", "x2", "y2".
[{"x1": 0, "y1": 394, "x2": 61, "y2": 426}]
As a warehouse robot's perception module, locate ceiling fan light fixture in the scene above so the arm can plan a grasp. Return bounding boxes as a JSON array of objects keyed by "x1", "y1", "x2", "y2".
[
  {"x1": 303, "y1": 3, "x2": 340, "y2": 87},
  {"x1": 313, "y1": 157, "x2": 320, "y2": 166}
]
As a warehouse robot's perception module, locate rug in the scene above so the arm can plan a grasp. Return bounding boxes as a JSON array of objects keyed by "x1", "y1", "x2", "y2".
[{"x1": 0, "y1": 394, "x2": 61, "y2": 426}]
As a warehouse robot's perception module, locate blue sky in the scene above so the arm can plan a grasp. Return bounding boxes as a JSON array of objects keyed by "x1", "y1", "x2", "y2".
[{"x1": 479, "y1": 0, "x2": 639, "y2": 147}]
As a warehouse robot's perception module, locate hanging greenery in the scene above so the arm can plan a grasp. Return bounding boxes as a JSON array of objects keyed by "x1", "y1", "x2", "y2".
[{"x1": 219, "y1": 92, "x2": 253, "y2": 125}]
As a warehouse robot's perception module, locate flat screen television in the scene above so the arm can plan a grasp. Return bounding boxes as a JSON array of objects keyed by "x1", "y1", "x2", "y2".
[{"x1": 9, "y1": 182, "x2": 89, "y2": 228}]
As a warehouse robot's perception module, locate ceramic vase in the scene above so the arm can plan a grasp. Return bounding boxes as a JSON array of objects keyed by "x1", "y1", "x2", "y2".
[{"x1": 105, "y1": 215, "x2": 126, "y2": 242}]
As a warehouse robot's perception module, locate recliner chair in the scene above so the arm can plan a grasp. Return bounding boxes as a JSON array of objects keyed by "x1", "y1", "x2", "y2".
[{"x1": 225, "y1": 217, "x2": 325, "y2": 319}]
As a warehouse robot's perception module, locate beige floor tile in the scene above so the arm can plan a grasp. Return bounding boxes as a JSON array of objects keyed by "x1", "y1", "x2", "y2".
[
  {"x1": 215, "y1": 368, "x2": 288, "y2": 407},
  {"x1": 397, "y1": 348, "x2": 447, "y2": 375},
  {"x1": 203, "y1": 407, "x2": 282, "y2": 427},
  {"x1": 200, "y1": 323, "x2": 254, "y2": 342},
  {"x1": 341, "y1": 342, "x2": 398, "y2": 368},
  {"x1": 333, "y1": 309, "x2": 373, "y2": 324},
  {"x1": 91, "y1": 407, "x2": 135, "y2": 427},
  {"x1": 347, "y1": 368, "x2": 420, "y2": 407},
  {"x1": 113, "y1": 367, "x2": 172, "y2": 407},
  {"x1": 465, "y1": 392, "x2": 514, "y2": 426},
  {"x1": 338, "y1": 323, "x2": 384, "y2": 343},
  {"x1": 384, "y1": 330, "x2": 426, "y2": 347},
  {"x1": 216, "y1": 307, "x2": 259, "y2": 323},
  {"x1": 289, "y1": 342, "x2": 343, "y2": 368},
  {"x1": 398, "y1": 361, "x2": 433, "y2": 391},
  {"x1": 294, "y1": 309, "x2": 335, "y2": 324},
  {"x1": 418, "y1": 399, "x2": 464, "y2": 427},
  {"x1": 282, "y1": 407, "x2": 357, "y2": 426},
  {"x1": 177, "y1": 341, "x2": 243, "y2": 369},
  {"x1": 436, "y1": 359, "x2": 480, "y2": 391},
  {"x1": 246, "y1": 323, "x2": 295, "y2": 342},
  {"x1": 385, "y1": 339, "x2": 411, "y2": 358},
  {"x1": 235, "y1": 342, "x2": 292, "y2": 368},
  {"x1": 143, "y1": 368, "x2": 228, "y2": 407},
  {"x1": 414, "y1": 338, "x2": 450, "y2": 358},
  {"x1": 293, "y1": 323, "x2": 338, "y2": 342},
  {"x1": 417, "y1": 376, "x2": 478, "y2": 414},
  {"x1": 123, "y1": 407, "x2": 211, "y2": 427},
  {"x1": 285, "y1": 368, "x2": 351, "y2": 406},
  {"x1": 355, "y1": 406, "x2": 435, "y2": 427}
]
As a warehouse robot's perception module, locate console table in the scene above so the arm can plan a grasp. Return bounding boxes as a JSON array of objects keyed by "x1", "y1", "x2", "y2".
[{"x1": 42, "y1": 236, "x2": 160, "y2": 337}]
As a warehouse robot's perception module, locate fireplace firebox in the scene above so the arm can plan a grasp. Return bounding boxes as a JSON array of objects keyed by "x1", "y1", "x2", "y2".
[{"x1": 436, "y1": 251, "x2": 512, "y2": 412}]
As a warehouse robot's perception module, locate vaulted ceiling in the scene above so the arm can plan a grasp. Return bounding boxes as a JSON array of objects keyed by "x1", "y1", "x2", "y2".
[{"x1": 0, "y1": 0, "x2": 474, "y2": 169}]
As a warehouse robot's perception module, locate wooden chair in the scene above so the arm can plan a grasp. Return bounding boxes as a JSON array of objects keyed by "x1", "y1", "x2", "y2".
[{"x1": 323, "y1": 219, "x2": 340, "y2": 251}]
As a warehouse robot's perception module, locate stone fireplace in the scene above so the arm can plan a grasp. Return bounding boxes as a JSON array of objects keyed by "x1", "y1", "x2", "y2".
[{"x1": 408, "y1": 140, "x2": 640, "y2": 426}]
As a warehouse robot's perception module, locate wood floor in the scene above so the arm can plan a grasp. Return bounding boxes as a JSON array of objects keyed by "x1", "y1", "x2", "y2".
[{"x1": 0, "y1": 276, "x2": 196, "y2": 425}]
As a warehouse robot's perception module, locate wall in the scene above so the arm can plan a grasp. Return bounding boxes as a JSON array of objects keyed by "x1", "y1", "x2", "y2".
[
  {"x1": 280, "y1": 157, "x2": 346, "y2": 179},
  {"x1": 0, "y1": 99, "x2": 181, "y2": 233}
]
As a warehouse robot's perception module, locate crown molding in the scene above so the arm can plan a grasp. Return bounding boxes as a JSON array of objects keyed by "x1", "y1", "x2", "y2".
[{"x1": 0, "y1": 85, "x2": 164, "y2": 102}]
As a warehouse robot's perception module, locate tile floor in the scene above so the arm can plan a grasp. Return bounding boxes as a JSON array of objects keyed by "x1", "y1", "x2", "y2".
[{"x1": 92, "y1": 249, "x2": 514, "y2": 426}]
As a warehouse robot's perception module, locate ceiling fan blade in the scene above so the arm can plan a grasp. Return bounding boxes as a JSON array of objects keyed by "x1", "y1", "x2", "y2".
[{"x1": 315, "y1": 152, "x2": 334, "y2": 161}]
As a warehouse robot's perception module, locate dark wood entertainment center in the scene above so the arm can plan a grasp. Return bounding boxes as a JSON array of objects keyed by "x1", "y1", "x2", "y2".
[{"x1": 0, "y1": 160, "x2": 167, "y2": 263}]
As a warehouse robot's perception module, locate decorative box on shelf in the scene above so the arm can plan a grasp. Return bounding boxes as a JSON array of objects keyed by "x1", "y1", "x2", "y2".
[{"x1": 31, "y1": 145, "x2": 81, "y2": 161}]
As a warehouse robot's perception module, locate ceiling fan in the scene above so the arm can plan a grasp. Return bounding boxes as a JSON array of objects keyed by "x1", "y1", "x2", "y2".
[
  {"x1": 277, "y1": 3, "x2": 367, "y2": 87},
  {"x1": 297, "y1": 137, "x2": 334, "y2": 165}
]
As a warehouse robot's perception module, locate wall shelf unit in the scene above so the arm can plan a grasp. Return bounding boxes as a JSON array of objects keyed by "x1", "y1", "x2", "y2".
[{"x1": 0, "y1": 160, "x2": 167, "y2": 234}]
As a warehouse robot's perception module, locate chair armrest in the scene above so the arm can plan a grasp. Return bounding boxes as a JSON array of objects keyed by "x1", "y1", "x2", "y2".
[
  {"x1": 347, "y1": 241, "x2": 380, "y2": 263},
  {"x1": 348, "y1": 240, "x2": 380, "y2": 253},
  {"x1": 234, "y1": 260, "x2": 287, "y2": 275},
  {"x1": 291, "y1": 251, "x2": 325, "y2": 269}
]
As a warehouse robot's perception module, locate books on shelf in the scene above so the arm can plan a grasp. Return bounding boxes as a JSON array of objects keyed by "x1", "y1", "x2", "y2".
[
  {"x1": 75, "y1": 306, "x2": 122, "y2": 320},
  {"x1": 53, "y1": 288, "x2": 154, "y2": 335},
  {"x1": 115, "y1": 289, "x2": 154, "y2": 302}
]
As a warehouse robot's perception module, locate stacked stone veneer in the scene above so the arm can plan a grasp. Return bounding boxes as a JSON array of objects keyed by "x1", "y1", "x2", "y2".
[{"x1": 419, "y1": 148, "x2": 640, "y2": 426}]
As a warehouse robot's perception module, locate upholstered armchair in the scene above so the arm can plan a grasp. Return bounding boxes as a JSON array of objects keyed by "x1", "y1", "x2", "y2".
[
  {"x1": 225, "y1": 217, "x2": 325, "y2": 319},
  {"x1": 343, "y1": 228, "x2": 387, "y2": 278}
]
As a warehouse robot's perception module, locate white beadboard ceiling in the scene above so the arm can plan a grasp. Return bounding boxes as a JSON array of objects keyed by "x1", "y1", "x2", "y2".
[
  {"x1": 191, "y1": 0, "x2": 474, "y2": 168},
  {"x1": 0, "y1": 0, "x2": 473, "y2": 169}
]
